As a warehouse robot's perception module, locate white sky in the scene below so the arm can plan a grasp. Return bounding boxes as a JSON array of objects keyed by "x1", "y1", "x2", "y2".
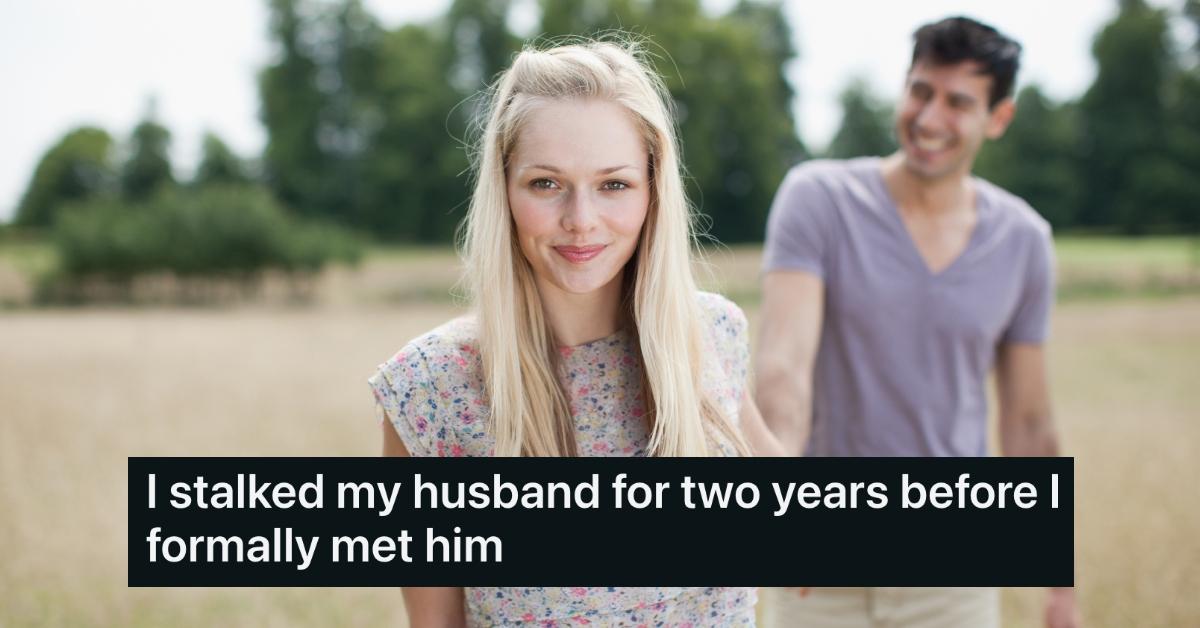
[{"x1": 0, "y1": 0, "x2": 1181, "y2": 222}]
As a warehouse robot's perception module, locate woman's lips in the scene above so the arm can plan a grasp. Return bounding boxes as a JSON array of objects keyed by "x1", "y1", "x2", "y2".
[{"x1": 554, "y1": 244, "x2": 606, "y2": 263}]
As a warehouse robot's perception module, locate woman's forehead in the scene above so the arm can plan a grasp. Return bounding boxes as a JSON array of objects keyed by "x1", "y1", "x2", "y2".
[{"x1": 511, "y1": 99, "x2": 647, "y2": 173}]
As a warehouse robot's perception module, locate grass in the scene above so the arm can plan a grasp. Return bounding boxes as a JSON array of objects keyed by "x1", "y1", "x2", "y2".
[
  {"x1": 0, "y1": 238, "x2": 57, "y2": 278},
  {"x1": 1, "y1": 269, "x2": 1198, "y2": 625},
  {"x1": 1054, "y1": 236, "x2": 1200, "y2": 300},
  {"x1": 2, "y1": 235, "x2": 1199, "y2": 307},
  {"x1": 1053, "y1": 236, "x2": 1200, "y2": 270}
]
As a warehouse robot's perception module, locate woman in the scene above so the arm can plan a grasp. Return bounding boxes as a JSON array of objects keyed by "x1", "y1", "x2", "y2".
[{"x1": 369, "y1": 38, "x2": 782, "y2": 626}]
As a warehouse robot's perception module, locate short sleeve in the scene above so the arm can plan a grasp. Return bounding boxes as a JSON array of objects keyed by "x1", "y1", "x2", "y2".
[
  {"x1": 723, "y1": 302, "x2": 751, "y2": 400},
  {"x1": 1002, "y1": 225, "x2": 1056, "y2": 344},
  {"x1": 368, "y1": 345, "x2": 459, "y2": 457},
  {"x1": 698, "y1": 292, "x2": 751, "y2": 411},
  {"x1": 762, "y1": 164, "x2": 837, "y2": 277}
]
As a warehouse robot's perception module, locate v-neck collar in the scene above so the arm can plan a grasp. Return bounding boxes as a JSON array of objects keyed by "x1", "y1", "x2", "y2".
[{"x1": 869, "y1": 160, "x2": 992, "y2": 279}]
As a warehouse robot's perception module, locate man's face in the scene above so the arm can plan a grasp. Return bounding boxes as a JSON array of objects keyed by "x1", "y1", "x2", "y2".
[{"x1": 894, "y1": 60, "x2": 1014, "y2": 181}]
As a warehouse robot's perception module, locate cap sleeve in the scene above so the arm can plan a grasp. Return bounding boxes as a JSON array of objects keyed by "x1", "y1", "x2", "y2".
[
  {"x1": 1002, "y1": 224, "x2": 1056, "y2": 345},
  {"x1": 697, "y1": 292, "x2": 751, "y2": 418},
  {"x1": 762, "y1": 163, "x2": 838, "y2": 278},
  {"x1": 368, "y1": 344, "x2": 459, "y2": 457}
]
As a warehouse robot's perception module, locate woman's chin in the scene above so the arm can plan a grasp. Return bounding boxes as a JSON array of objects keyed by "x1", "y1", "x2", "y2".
[{"x1": 544, "y1": 269, "x2": 621, "y2": 297}]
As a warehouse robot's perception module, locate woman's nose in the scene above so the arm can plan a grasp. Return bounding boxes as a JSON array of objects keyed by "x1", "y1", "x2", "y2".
[{"x1": 561, "y1": 190, "x2": 600, "y2": 233}]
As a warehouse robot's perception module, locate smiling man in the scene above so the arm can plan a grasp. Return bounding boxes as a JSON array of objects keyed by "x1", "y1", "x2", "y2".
[{"x1": 756, "y1": 16, "x2": 1080, "y2": 628}]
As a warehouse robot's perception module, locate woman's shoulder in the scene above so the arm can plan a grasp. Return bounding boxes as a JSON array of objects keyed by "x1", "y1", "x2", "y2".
[
  {"x1": 370, "y1": 315, "x2": 485, "y2": 412},
  {"x1": 369, "y1": 315, "x2": 486, "y2": 457},
  {"x1": 398, "y1": 314, "x2": 479, "y2": 362},
  {"x1": 375, "y1": 315, "x2": 480, "y2": 378},
  {"x1": 695, "y1": 290, "x2": 748, "y2": 340},
  {"x1": 694, "y1": 291, "x2": 751, "y2": 413}
]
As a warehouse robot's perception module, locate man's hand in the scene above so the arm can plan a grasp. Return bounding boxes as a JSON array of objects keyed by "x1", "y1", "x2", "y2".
[{"x1": 1045, "y1": 587, "x2": 1081, "y2": 628}]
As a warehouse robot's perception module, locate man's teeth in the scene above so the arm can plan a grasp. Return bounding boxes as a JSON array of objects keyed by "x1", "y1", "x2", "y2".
[{"x1": 915, "y1": 137, "x2": 950, "y2": 151}]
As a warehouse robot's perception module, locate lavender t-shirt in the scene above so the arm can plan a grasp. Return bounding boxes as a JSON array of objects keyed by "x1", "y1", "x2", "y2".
[{"x1": 762, "y1": 157, "x2": 1055, "y2": 457}]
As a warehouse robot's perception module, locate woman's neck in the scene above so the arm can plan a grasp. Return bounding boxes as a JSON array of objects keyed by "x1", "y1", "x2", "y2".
[{"x1": 536, "y1": 274, "x2": 625, "y2": 347}]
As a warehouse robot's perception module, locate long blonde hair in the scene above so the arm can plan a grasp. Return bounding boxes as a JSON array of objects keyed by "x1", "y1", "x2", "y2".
[{"x1": 462, "y1": 38, "x2": 748, "y2": 457}]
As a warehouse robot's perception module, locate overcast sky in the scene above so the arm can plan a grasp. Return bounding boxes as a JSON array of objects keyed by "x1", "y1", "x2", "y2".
[{"x1": 0, "y1": 0, "x2": 1183, "y2": 222}]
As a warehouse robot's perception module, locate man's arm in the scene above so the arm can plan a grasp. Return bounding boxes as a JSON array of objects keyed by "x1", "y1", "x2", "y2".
[
  {"x1": 995, "y1": 343, "x2": 1058, "y2": 457},
  {"x1": 754, "y1": 270, "x2": 824, "y2": 456},
  {"x1": 995, "y1": 343, "x2": 1081, "y2": 628},
  {"x1": 738, "y1": 390, "x2": 787, "y2": 456}
]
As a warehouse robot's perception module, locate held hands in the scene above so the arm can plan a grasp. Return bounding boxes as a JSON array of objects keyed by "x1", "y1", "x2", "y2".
[{"x1": 1045, "y1": 587, "x2": 1082, "y2": 628}]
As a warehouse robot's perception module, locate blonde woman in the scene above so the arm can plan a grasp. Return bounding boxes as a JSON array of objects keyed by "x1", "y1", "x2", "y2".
[{"x1": 369, "y1": 38, "x2": 782, "y2": 626}]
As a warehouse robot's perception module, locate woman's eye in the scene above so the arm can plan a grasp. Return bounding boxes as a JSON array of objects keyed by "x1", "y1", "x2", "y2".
[
  {"x1": 531, "y1": 178, "x2": 557, "y2": 190},
  {"x1": 601, "y1": 180, "x2": 629, "y2": 191}
]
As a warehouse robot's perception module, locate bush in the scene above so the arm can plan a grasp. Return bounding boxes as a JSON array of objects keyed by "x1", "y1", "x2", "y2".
[{"x1": 53, "y1": 184, "x2": 362, "y2": 283}]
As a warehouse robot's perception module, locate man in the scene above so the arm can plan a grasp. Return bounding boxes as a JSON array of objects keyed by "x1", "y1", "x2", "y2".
[{"x1": 756, "y1": 16, "x2": 1081, "y2": 628}]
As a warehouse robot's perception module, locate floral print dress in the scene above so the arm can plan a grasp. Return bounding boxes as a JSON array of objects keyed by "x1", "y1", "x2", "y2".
[{"x1": 368, "y1": 292, "x2": 757, "y2": 626}]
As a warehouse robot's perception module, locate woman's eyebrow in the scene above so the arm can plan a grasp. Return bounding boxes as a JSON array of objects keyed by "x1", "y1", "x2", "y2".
[{"x1": 517, "y1": 164, "x2": 638, "y2": 175}]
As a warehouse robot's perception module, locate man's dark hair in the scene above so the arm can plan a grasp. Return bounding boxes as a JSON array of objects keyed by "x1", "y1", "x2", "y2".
[{"x1": 911, "y1": 16, "x2": 1022, "y2": 108}]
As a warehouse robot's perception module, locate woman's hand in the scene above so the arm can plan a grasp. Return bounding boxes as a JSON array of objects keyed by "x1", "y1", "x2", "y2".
[
  {"x1": 739, "y1": 391, "x2": 789, "y2": 457},
  {"x1": 1045, "y1": 587, "x2": 1081, "y2": 628},
  {"x1": 402, "y1": 587, "x2": 467, "y2": 628}
]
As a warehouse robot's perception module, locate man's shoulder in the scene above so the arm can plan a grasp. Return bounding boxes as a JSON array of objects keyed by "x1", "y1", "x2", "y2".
[
  {"x1": 976, "y1": 176, "x2": 1052, "y2": 240},
  {"x1": 783, "y1": 157, "x2": 879, "y2": 189},
  {"x1": 773, "y1": 157, "x2": 883, "y2": 223}
]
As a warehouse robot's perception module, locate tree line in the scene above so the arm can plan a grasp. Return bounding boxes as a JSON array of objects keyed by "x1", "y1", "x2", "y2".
[
  {"x1": 12, "y1": 102, "x2": 361, "y2": 292},
  {"x1": 11, "y1": 0, "x2": 1199, "y2": 266}
]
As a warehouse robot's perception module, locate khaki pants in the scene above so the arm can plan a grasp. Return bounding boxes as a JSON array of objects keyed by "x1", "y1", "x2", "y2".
[{"x1": 760, "y1": 587, "x2": 999, "y2": 628}]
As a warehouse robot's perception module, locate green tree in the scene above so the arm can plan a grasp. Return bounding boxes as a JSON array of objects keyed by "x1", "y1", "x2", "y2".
[
  {"x1": 260, "y1": 0, "x2": 392, "y2": 226},
  {"x1": 1078, "y1": 0, "x2": 1176, "y2": 233},
  {"x1": 729, "y1": 0, "x2": 805, "y2": 157},
  {"x1": 652, "y1": 0, "x2": 805, "y2": 242},
  {"x1": 121, "y1": 107, "x2": 176, "y2": 201},
  {"x1": 194, "y1": 132, "x2": 251, "y2": 186},
  {"x1": 318, "y1": 0, "x2": 384, "y2": 224},
  {"x1": 1166, "y1": 0, "x2": 1200, "y2": 232},
  {"x1": 976, "y1": 86, "x2": 1081, "y2": 228},
  {"x1": 14, "y1": 126, "x2": 115, "y2": 227},
  {"x1": 359, "y1": 23, "x2": 471, "y2": 241},
  {"x1": 538, "y1": 0, "x2": 637, "y2": 38},
  {"x1": 259, "y1": 0, "x2": 330, "y2": 218},
  {"x1": 825, "y1": 78, "x2": 895, "y2": 159},
  {"x1": 447, "y1": 0, "x2": 519, "y2": 91}
]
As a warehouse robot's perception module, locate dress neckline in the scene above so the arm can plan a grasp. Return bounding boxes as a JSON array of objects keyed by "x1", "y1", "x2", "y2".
[{"x1": 557, "y1": 327, "x2": 632, "y2": 361}]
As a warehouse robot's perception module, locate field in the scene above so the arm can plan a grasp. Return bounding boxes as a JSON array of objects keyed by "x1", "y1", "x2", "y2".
[{"x1": 1, "y1": 241, "x2": 1198, "y2": 626}]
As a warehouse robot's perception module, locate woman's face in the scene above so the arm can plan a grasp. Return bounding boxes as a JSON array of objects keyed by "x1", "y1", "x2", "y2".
[{"x1": 506, "y1": 98, "x2": 651, "y2": 301}]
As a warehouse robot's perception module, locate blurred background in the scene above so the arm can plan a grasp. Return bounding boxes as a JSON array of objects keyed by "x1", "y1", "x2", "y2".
[{"x1": 1, "y1": 0, "x2": 1197, "y2": 626}]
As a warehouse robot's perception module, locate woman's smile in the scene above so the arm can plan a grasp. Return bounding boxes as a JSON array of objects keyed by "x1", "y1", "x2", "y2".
[{"x1": 553, "y1": 244, "x2": 607, "y2": 263}]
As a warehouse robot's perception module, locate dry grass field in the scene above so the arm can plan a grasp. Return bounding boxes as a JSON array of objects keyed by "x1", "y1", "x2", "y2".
[{"x1": 1, "y1": 245, "x2": 1198, "y2": 627}]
